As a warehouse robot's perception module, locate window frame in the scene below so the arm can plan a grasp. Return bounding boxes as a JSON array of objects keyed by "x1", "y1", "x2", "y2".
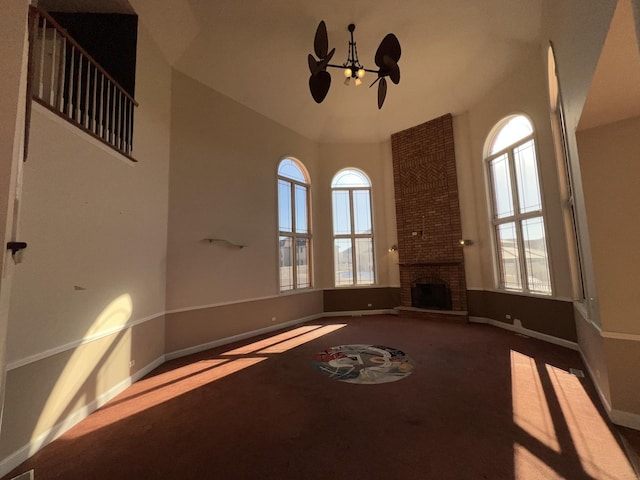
[
  {"x1": 548, "y1": 43, "x2": 587, "y2": 302},
  {"x1": 330, "y1": 168, "x2": 376, "y2": 287},
  {"x1": 277, "y1": 158, "x2": 312, "y2": 292},
  {"x1": 485, "y1": 116, "x2": 553, "y2": 295}
]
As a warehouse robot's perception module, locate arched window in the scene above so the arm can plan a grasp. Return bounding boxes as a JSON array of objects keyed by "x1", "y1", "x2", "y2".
[
  {"x1": 485, "y1": 115, "x2": 551, "y2": 294},
  {"x1": 277, "y1": 158, "x2": 311, "y2": 291},
  {"x1": 331, "y1": 168, "x2": 375, "y2": 286}
]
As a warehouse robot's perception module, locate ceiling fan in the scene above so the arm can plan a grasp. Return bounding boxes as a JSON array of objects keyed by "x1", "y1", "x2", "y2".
[{"x1": 307, "y1": 21, "x2": 402, "y2": 109}]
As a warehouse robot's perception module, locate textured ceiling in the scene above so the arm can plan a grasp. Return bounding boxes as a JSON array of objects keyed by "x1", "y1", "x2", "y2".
[{"x1": 133, "y1": 0, "x2": 543, "y2": 142}]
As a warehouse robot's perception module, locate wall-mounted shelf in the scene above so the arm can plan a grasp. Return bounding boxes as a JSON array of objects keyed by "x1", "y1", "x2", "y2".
[{"x1": 204, "y1": 238, "x2": 247, "y2": 249}]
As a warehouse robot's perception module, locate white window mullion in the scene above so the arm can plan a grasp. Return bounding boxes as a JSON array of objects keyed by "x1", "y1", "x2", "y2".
[
  {"x1": 349, "y1": 189, "x2": 357, "y2": 284},
  {"x1": 507, "y1": 149, "x2": 529, "y2": 291},
  {"x1": 289, "y1": 181, "x2": 297, "y2": 289},
  {"x1": 514, "y1": 220, "x2": 529, "y2": 292}
]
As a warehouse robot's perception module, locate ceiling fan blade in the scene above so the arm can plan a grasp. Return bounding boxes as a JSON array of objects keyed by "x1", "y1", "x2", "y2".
[
  {"x1": 378, "y1": 77, "x2": 387, "y2": 109},
  {"x1": 383, "y1": 55, "x2": 401, "y2": 84},
  {"x1": 309, "y1": 70, "x2": 331, "y2": 103},
  {"x1": 309, "y1": 47, "x2": 335, "y2": 76},
  {"x1": 317, "y1": 47, "x2": 335, "y2": 70},
  {"x1": 308, "y1": 54, "x2": 318, "y2": 74},
  {"x1": 314, "y1": 21, "x2": 328, "y2": 59},
  {"x1": 375, "y1": 33, "x2": 401, "y2": 67}
]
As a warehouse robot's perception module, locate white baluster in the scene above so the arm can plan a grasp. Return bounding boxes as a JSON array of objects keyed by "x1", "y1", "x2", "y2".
[
  {"x1": 49, "y1": 27, "x2": 57, "y2": 104},
  {"x1": 38, "y1": 17, "x2": 47, "y2": 99},
  {"x1": 57, "y1": 37, "x2": 66, "y2": 112},
  {"x1": 75, "y1": 55, "x2": 82, "y2": 123},
  {"x1": 67, "y1": 46, "x2": 75, "y2": 116}
]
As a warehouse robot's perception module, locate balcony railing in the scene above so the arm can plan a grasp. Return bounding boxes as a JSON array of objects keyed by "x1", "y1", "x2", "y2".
[{"x1": 27, "y1": 6, "x2": 138, "y2": 161}]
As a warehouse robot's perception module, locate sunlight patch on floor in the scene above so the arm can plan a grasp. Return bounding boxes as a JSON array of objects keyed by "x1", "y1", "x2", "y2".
[
  {"x1": 511, "y1": 350, "x2": 560, "y2": 453},
  {"x1": 514, "y1": 443, "x2": 561, "y2": 480},
  {"x1": 64, "y1": 357, "x2": 268, "y2": 438},
  {"x1": 107, "y1": 358, "x2": 231, "y2": 407},
  {"x1": 62, "y1": 323, "x2": 348, "y2": 439},
  {"x1": 257, "y1": 324, "x2": 347, "y2": 354},
  {"x1": 221, "y1": 325, "x2": 324, "y2": 355},
  {"x1": 546, "y1": 364, "x2": 636, "y2": 479}
]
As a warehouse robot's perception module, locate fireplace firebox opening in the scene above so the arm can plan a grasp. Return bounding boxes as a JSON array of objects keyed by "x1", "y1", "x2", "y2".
[{"x1": 411, "y1": 277, "x2": 452, "y2": 310}]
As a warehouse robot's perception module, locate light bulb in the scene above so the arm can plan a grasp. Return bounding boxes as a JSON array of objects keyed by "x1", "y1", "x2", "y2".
[
  {"x1": 354, "y1": 78, "x2": 362, "y2": 86},
  {"x1": 357, "y1": 69, "x2": 365, "y2": 78},
  {"x1": 344, "y1": 68, "x2": 352, "y2": 77}
]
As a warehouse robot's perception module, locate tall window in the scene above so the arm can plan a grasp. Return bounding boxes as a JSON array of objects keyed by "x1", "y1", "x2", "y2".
[
  {"x1": 331, "y1": 169, "x2": 375, "y2": 286},
  {"x1": 277, "y1": 158, "x2": 311, "y2": 291},
  {"x1": 548, "y1": 44, "x2": 586, "y2": 301},
  {"x1": 485, "y1": 115, "x2": 551, "y2": 294}
]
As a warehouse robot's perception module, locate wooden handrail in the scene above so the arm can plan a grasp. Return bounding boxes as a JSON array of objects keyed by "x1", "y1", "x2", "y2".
[{"x1": 29, "y1": 5, "x2": 138, "y2": 106}]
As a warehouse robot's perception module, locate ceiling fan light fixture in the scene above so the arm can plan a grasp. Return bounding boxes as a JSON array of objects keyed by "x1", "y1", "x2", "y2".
[{"x1": 307, "y1": 21, "x2": 402, "y2": 108}]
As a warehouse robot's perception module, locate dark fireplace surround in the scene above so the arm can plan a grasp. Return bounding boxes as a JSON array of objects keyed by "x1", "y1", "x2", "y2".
[{"x1": 391, "y1": 114, "x2": 468, "y2": 319}]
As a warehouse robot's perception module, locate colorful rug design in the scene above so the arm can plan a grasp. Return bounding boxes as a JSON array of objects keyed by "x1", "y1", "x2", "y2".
[{"x1": 312, "y1": 344, "x2": 414, "y2": 384}]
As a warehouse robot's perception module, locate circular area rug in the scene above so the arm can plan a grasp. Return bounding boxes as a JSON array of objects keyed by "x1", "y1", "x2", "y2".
[{"x1": 312, "y1": 344, "x2": 414, "y2": 384}]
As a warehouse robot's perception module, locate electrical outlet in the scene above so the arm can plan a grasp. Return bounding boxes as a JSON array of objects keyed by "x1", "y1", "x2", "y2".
[
  {"x1": 505, "y1": 314, "x2": 511, "y2": 320},
  {"x1": 271, "y1": 316, "x2": 277, "y2": 322},
  {"x1": 129, "y1": 360, "x2": 135, "y2": 368},
  {"x1": 367, "y1": 303, "x2": 372, "y2": 307}
]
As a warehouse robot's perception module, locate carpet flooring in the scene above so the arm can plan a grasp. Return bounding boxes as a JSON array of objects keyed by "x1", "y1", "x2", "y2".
[{"x1": 3, "y1": 315, "x2": 638, "y2": 479}]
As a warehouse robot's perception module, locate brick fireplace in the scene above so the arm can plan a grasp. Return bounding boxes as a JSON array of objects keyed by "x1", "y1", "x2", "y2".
[{"x1": 391, "y1": 114, "x2": 468, "y2": 322}]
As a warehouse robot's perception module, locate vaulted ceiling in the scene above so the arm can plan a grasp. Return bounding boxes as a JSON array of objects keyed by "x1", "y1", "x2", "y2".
[{"x1": 43, "y1": 0, "x2": 545, "y2": 143}]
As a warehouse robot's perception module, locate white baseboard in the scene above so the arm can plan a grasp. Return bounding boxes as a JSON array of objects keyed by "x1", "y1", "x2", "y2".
[
  {"x1": 611, "y1": 409, "x2": 640, "y2": 430},
  {"x1": 9, "y1": 471, "x2": 33, "y2": 480},
  {"x1": 322, "y1": 309, "x2": 397, "y2": 317},
  {"x1": 579, "y1": 343, "x2": 640, "y2": 432},
  {"x1": 578, "y1": 350, "x2": 613, "y2": 412},
  {"x1": 469, "y1": 316, "x2": 579, "y2": 351},
  {"x1": 165, "y1": 313, "x2": 324, "y2": 361},
  {"x1": 165, "y1": 310, "x2": 396, "y2": 361},
  {"x1": 0, "y1": 355, "x2": 165, "y2": 479}
]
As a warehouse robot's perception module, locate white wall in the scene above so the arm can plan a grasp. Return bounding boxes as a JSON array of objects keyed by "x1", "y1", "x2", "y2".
[
  {"x1": 0, "y1": 22, "x2": 172, "y2": 467},
  {"x1": 457, "y1": 52, "x2": 574, "y2": 300},
  {"x1": 578, "y1": 116, "x2": 640, "y2": 335},
  {"x1": 576, "y1": 115, "x2": 640, "y2": 421},
  {"x1": 316, "y1": 141, "x2": 399, "y2": 289},
  {"x1": 0, "y1": 0, "x2": 29, "y2": 434},
  {"x1": 166, "y1": 71, "x2": 321, "y2": 310},
  {"x1": 166, "y1": 71, "x2": 400, "y2": 310}
]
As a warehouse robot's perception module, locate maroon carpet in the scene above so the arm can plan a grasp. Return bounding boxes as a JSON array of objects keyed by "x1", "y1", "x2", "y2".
[{"x1": 3, "y1": 315, "x2": 637, "y2": 479}]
